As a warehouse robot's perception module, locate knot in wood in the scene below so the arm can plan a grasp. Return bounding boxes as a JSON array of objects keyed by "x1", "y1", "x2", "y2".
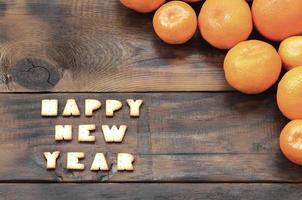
[{"x1": 10, "y1": 58, "x2": 61, "y2": 90}]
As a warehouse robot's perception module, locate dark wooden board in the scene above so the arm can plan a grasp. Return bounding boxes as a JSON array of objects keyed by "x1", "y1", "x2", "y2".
[
  {"x1": 0, "y1": 92, "x2": 298, "y2": 182},
  {"x1": 0, "y1": 0, "x2": 296, "y2": 198},
  {"x1": 1, "y1": 183, "x2": 302, "y2": 200},
  {"x1": 0, "y1": 0, "x2": 231, "y2": 92}
]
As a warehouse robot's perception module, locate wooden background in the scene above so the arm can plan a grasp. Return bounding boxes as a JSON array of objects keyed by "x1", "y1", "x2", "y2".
[{"x1": 0, "y1": 1, "x2": 300, "y2": 199}]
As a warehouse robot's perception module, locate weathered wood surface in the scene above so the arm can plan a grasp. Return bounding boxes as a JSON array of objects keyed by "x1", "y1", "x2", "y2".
[
  {"x1": 0, "y1": 92, "x2": 296, "y2": 182},
  {"x1": 0, "y1": 183, "x2": 302, "y2": 200},
  {"x1": 0, "y1": 0, "x2": 231, "y2": 92},
  {"x1": 0, "y1": 0, "x2": 296, "y2": 198}
]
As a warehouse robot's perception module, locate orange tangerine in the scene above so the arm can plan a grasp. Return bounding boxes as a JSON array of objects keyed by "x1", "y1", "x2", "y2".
[
  {"x1": 183, "y1": 0, "x2": 201, "y2": 2},
  {"x1": 252, "y1": 0, "x2": 302, "y2": 41},
  {"x1": 224, "y1": 40, "x2": 281, "y2": 94},
  {"x1": 280, "y1": 120, "x2": 302, "y2": 166},
  {"x1": 277, "y1": 66, "x2": 302, "y2": 120},
  {"x1": 120, "y1": 0, "x2": 165, "y2": 13},
  {"x1": 278, "y1": 36, "x2": 302, "y2": 71},
  {"x1": 198, "y1": 0, "x2": 253, "y2": 49},
  {"x1": 153, "y1": 1, "x2": 197, "y2": 44}
]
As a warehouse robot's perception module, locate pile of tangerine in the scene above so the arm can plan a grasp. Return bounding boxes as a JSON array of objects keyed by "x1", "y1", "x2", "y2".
[{"x1": 120, "y1": 0, "x2": 302, "y2": 166}]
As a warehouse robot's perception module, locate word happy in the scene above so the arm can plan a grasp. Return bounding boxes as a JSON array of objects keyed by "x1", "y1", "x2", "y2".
[{"x1": 42, "y1": 98, "x2": 143, "y2": 172}]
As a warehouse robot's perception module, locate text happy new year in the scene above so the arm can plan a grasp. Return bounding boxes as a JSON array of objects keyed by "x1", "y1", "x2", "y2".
[{"x1": 42, "y1": 99, "x2": 143, "y2": 172}]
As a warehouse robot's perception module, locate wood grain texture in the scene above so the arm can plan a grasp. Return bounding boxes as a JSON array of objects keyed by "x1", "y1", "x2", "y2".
[
  {"x1": 0, "y1": 92, "x2": 296, "y2": 182},
  {"x1": 1, "y1": 183, "x2": 302, "y2": 200},
  {"x1": 0, "y1": 0, "x2": 232, "y2": 92}
]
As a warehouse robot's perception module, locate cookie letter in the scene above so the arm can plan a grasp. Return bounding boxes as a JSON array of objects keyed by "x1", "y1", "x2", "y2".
[
  {"x1": 63, "y1": 99, "x2": 80, "y2": 116},
  {"x1": 117, "y1": 153, "x2": 135, "y2": 171},
  {"x1": 78, "y1": 124, "x2": 96, "y2": 142},
  {"x1": 44, "y1": 151, "x2": 60, "y2": 169},
  {"x1": 127, "y1": 99, "x2": 143, "y2": 117},
  {"x1": 41, "y1": 99, "x2": 58, "y2": 116},
  {"x1": 106, "y1": 100, "x2": 122, "y2": 117},
  {"x1": 67, "y1": 152, "x2": 85, "y2": 170},
  {"x1": 90, "y1": 153, "x2": 109, "y2": 171},
  {"x1": 102, "y1": 125, "x2": 127, "y2": 142},
  {"x1": 85, "y1": 99, "x2": 101, "y2": 117},
  {"x1": 55, "y1": 125, "x2": 72, "y2": 141}
]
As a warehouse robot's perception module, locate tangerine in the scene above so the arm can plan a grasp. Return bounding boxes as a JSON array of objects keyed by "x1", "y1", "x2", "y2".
[
  {"x1": 252, "y1": 0, "x2": 302, "y2": 41},
  {"x1": 224, "y1": 40, "x2": 281, "y2": 94},
  {"x1": 120, "y1": 0, "x2": 165, "y2": 13},
  {"x1": 277, "y1": 66, "x2": 302, "y2": 120},
  {"x1": 198, "y1": 0, "x2": 253, "y2": 49},
  {"x1": 280, "y1": 120, "x2": 302, "y2": 166},
  {"x1": 153, "y1": 1, "x2": 197, "y2": 44},
  {"x1": 278, "y1": 36, "x2": 302, "y2": 71}
]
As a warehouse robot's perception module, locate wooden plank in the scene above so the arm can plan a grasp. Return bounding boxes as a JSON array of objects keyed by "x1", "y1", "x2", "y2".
[
  {"x1": 0, "y1": 92, "x2": 297, "y2": 182},
  {"x1": 1, "y1": 183, "x2": 302, "y2": 200},
  {"x1": 0, "y1": 0, "x2": 231, "y2": 92}
]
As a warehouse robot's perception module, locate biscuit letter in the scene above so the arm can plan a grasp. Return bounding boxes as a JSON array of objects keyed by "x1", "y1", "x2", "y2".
[
  {"x1": 78, "y1": 124, "x2": 96, "y2": 142},
  {"x1": 63, "y1": 99, "x2": 80, "y2": 116},
  {"x1": 67, "y1": 152, "x2": 85, "y2": 170},
  {"x1": 44, "y1": 151, "x2": 60, "y2": 169},
  {"x1": 117, "y1": 153, "x2": 134, "y2": 171},
  {"x1": 91, "y1": 153, "x2": 109, "y2": 171},
  {"x1": 127, "y1": 99, "x2": 143, "y2": 117},
  {"x1": 55, "y1": 125, "x2": 72, "y2": 141},
  {"x1": 41, "y1": 99, "x2": 58, "y2": 116},
  {"x1": 106, "y1": 100, "x2": 122, "y2": 117},
  {"x1": 102, "y1": 125, "x2": 127, "y2": 142},
  {"x1": 85, "y1": 99, "x2": 101, "y2": 117}
]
